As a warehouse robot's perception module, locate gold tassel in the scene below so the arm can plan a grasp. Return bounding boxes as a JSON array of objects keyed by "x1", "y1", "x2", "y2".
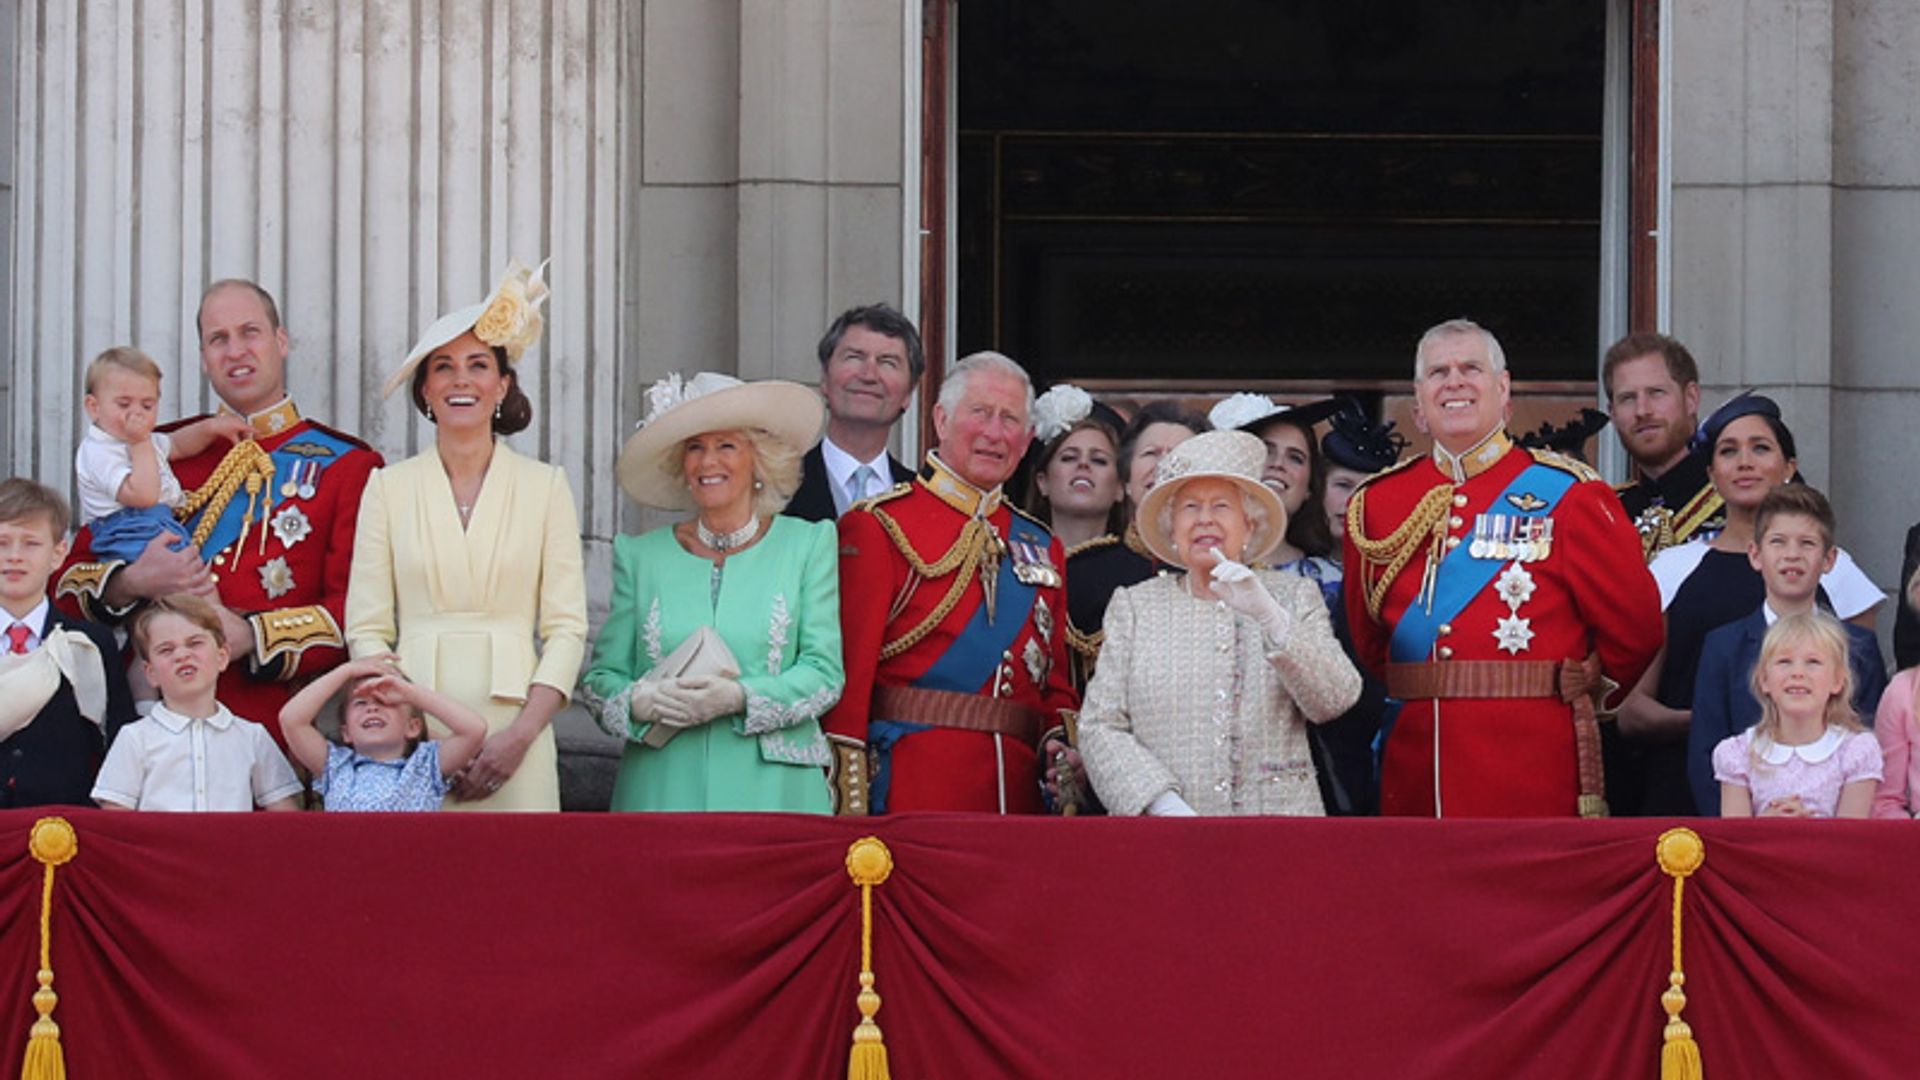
[
  {"x1": 845, "y1": 837, "x2": 894, "y2": 1080},
  {"x1": 21, "y1": 817, "x2": 79, "y2": 1080},
  {"x1": 1655, "y1": 827, "x2": 1706, "y2": 1080}
]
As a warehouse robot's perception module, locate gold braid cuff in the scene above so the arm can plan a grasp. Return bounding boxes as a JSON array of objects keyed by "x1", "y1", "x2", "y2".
[
  {"x1": 54, "y1": 560, "x2": 126, "y2": 622},
  {"x1": 828, "y1": 735, "x2": 872, "y2": 816},
  {"x1": 250, "y1": 605, "x2": 342, "y2": 680},
  {"x1": 1346, "y1": 483, "x2": 1455, "y2": 621},
  {"x1": 872, "y1": 507, "x2": 998, "y2": 661}
]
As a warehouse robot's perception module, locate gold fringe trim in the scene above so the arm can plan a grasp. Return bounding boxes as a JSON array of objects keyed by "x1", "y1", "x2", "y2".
[
  {"x1": 20, "y1": 817, "x2": 78, "y2": 1080},
  {"x1": 845, "y1": 837, "x2": 895, "y2": 1080},
  {"x1": 1655, "y1": 827, "x2": 1706, "y2": 1080},
  {"x1": 176, "y1": 438, "x2": 276, "y2": 558},
  {"x1": 872, "y1": 508, "x2": 999, "y2": 661},
  {"x1": 1346, "y1": 483, "x2": 1454, "y2": 621}
]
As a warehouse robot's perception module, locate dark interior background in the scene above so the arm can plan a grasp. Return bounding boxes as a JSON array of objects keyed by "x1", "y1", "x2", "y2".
[{"x1": 956, "y1": 0, "x2": 1607, "y2": 390}]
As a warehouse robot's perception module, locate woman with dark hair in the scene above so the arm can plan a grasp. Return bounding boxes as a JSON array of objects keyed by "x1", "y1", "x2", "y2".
[
  {"x1": 346, "y1": 262, "x2": 588, "y2": 810},
  {"x1": 1024, "y1": 384, "x2": 1134, "y2": 693},
  {"x1": 1614, "y1": 392, "x2": 1883, "y2": 815},
  {"x1": 1116, "y1": 400, "x2": 1210, "y2": 549},
  {"x1": 1208, "y1": 395, "x2": 1344, "y2": 607}
]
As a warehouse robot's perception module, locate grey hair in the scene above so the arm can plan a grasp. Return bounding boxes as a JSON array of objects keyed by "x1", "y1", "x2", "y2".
[
  {"x1": 936, "y1": 351, "x2": 1035, "y2": 430},
  {"x1": 1414, "y1": 318, "x2": 1507, "y2": 379},
  {"x1": 1154, "y1": 482, "x2": 1276, "y2": 563},
  {"x1": 668, "y1": 427, "x2": 805, "y2": 518}
]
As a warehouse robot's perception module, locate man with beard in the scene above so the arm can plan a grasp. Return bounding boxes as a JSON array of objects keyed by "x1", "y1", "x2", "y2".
[{"x1": 1605, "y1": 333, "x2": 1717, "y2": 560}]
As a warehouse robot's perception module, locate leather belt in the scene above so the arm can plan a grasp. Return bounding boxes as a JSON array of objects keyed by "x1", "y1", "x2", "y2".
[
  {"x1": 873, "y1": 684, "x2": 1046, "y2": 748},
  {"x1": 1386, "y1": 654, "x2": 1610, "y2": 819}
]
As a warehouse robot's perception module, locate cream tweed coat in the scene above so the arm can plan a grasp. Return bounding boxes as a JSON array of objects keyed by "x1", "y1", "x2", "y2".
[{"x1": 1080, "y1": 571, "x2": 1362, "y2": 816}]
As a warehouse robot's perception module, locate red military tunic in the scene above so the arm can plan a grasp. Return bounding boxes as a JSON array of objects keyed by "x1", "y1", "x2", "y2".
[
  {"x1": 824, "y1": 454, "x2": 1077, "y2": 814},
  {"x1": 54, "y1": 399, "x2": 382, "y2": 744},
  {"x1": 1343, "y1": 430, "x2": 1661, "y2": 817}
]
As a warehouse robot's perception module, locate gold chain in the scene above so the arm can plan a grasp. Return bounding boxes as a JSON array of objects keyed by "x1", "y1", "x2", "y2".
[
  {"x1": 873, "y1": 506, "x2": 991, "y2": 661},
  {"x1": 1346, "y1": 483, "x2": 1454, "y2": 621},
  {"x1": 176, "y1": 440, "x2": 276, "y2": 551}
]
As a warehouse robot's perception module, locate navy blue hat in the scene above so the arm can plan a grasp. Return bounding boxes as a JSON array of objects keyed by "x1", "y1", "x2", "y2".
[
  {"x1": 1518, "y1": 408, "x2": 1611, "y2": 459},
  {"x1": 1321, "y1": 401, "x2": 1409, "y2": 473},
  {"x1": 1688, "y1": 391, "x2": 1784, "y2": 457}
]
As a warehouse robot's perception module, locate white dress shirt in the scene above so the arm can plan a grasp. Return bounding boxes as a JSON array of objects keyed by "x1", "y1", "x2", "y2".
[{"x1": 819, "y1": 435, "x2": 896, "y2": 517}]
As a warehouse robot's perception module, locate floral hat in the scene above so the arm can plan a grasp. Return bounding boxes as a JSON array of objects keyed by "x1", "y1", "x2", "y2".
[
  {"x1": 615, "y1": 372, "x2": 826, "y2": 510},
  {"x1": 1207, "y1": 392, "x2": 1344, "y2": 436},
  {"x1": 1135, "y1": 430, "x2": 1288, "y2": 569},
  {"x1": 382, "y1": 260, "x2": 550, "y2": 398}
]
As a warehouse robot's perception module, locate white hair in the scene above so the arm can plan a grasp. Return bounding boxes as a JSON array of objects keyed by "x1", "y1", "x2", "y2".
[
  {"x1": 1414, "y1": 318, "x2": 1507, "y2": 379},
  {"x1": 936, "y1": 351, "x2": 1035, "y2": 429}
]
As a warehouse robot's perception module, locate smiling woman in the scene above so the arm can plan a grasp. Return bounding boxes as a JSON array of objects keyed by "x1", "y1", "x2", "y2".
[
  {"x1": 346, "y1": 261, "x2": 588, "y2": 812},
  {"x1": 583, "y1": 372, "x2": 844, "y2": 813}
]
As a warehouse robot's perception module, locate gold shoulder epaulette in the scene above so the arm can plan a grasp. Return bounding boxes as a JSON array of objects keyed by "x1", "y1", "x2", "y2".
[
  {"x1": 1007, "y1": 503, "x2": 1052, "y2": 535},
  {"x1": 1527, "y1": 447, "x2": 1602, "y2": 483},
  {"x1": 850, "y1": 482, "x2": 912, "y2": 513},
  {"x1": 1353, "y1": 454, "x2": 1424, "y2": 492},
  {"x1": 1065, "y1": 533, "x2": 1120, "y2": 559}
]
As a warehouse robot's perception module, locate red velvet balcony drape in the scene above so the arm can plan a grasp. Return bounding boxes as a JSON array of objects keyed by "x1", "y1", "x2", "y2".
[{"x1": 2, "y1": 812, "x2": 1913, "y2": 1079}]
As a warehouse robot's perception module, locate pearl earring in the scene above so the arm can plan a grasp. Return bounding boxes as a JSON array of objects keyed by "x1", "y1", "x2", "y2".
[
  {"x1": 426, "y1": 404, "x2": 435, "y2": 422},
  {"x1": 495, "y1": 401, "x2": 503, "y2": 421}
]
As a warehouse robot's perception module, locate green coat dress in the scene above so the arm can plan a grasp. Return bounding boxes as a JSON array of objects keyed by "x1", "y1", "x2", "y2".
[{"x1": 582, "y1": 516, "x2": 843, "y2": 812}]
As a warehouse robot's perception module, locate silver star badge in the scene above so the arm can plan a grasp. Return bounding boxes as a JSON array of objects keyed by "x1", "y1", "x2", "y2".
[
  {"x1": 1493, "y1": 613, "x2": 1535, "y2": 655},
  {"x1": 259, "y1": 556, "x2": 295, "y2": 599},
  {"x1": 270, "y1": 504, "x2": 313, "y2": 549},
  {"x1": 1023, "y1": 637, "x2": 1049, "y2": 687},
  {"x1": 1495, "y1": 563, "x2": 1536, "y2": 608}
]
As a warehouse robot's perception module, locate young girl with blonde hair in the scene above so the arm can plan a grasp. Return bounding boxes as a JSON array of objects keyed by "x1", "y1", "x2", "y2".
[{"x1": 1714, "y1": 610, "x2": 1882, "y2": 818}]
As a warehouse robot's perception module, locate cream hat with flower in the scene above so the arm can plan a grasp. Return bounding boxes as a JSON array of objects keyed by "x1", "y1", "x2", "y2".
[
  {"x1": 383, "y1": 259, "x2": 550, "y2": 398},
  {"x1": 1135, "y1": 429, "x2": 1288, "y2": 569},
  {"x1": 616, "y1": 372, "x2": 826, "y2": 510}
]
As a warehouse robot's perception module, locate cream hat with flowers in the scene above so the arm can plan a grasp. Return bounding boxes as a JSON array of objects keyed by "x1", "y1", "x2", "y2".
[
  {"x1": 1135, "y1": 429, "x2": 1288, "y2": 569},
  {"x1": 383, "y1": 259, "x2": 550, "y2": 398},
  {"x1": 616, "y1": 372, "x2": 826, "y2": 510}
]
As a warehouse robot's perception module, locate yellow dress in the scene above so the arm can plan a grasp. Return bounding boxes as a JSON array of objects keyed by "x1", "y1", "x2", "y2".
[{"x1": 345, "y1": 441, "x2": 588, "y2": 810}]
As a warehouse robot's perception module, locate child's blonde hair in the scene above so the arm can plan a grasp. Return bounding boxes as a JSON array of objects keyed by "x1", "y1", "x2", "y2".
[
  {"x1": 83, "y1": 346, "x2": 164, "y2": 396},
  {"x1": 1746, "y1": 610, "x2": 1863, "y2": 765}
]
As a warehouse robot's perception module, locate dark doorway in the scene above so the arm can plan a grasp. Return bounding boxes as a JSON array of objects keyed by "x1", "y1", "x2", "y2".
[{"x1": 955, "y1": 1, "x2": 1608, "y2": 392}]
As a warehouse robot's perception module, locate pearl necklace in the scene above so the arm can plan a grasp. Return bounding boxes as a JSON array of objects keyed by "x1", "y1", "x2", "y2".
[{"x1": 698, "y1": 516, "x2": 760, "y2": 552}]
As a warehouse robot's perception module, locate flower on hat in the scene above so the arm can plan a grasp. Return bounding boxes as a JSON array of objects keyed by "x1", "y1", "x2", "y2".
[
  {"x1": 638, "y1": 371, "x2": 748, "y2": 429},
  {"x1": 473, "y1": 260, "x2": 549, "y2": 362},
  {"x1": 1207, "y1": 392, "x2": 1281, "y2": 433},
  {"x1": 1032, "y1": 384, "x2": 1094, "y2": 443}
]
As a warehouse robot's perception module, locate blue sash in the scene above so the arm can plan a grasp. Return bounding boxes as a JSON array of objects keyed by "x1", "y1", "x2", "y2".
[
  {"x1": 1386, "y1": 463, "x2": 1575, "y2": 662},
  {"x1": 186, "y1": 428, "x2": 358, "y2": 560}
]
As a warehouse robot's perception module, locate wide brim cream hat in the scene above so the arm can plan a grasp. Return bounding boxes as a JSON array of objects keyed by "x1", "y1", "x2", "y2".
[
  {"x1": 382, "y1": 259, "x2": 551, "y2": 398},
  {"x1": 1135, "y1": 429, "x2": 1288, "y2": 569},
  {"x1": 616, "y1": 372, "x2": 827, "y2": 510}
]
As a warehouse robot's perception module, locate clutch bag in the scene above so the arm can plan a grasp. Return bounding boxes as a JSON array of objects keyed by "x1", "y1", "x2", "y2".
[{"x1": 639, "y1": 626, "x2": 742, "y2": 749}]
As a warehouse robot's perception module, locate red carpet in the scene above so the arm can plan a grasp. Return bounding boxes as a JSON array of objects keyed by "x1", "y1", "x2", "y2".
[{"x1": 2, "y1": 811, "x2": 1912, "y2": 1078}]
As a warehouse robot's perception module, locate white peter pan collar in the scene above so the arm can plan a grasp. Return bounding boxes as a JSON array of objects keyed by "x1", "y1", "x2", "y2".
[{"x1": 1754, "y1": 727, "x2": 1844, "y2": 765}]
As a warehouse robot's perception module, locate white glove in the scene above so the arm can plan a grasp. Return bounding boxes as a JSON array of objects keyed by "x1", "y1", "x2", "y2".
[
  {"x1": 629, "y1": 682, "x2": 676, "y2": 726},
  {"x1": 1209, "y1": 556, "x2": 1293, "y2": 644},
  {"x1": 1147, "y1": 790, "x2": 1199, "y2": 817},
  {"x1": 655, "y1": 675, "x2": 747, "y2": 727}
]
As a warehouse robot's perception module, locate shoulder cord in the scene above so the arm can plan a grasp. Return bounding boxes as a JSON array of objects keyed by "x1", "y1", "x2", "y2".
[
  {"x1": 1345, "y1": 484, "x2": 1454, "y2": 621},
  {"x1": 872, "y1": 507, "x2": 999, "y2": 661}
]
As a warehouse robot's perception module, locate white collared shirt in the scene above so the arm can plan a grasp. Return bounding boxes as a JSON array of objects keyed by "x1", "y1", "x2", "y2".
[
  {"x1": 4, "y1": 598, "x2": 51, "y2": 652},
  {"x1": 92, "y1": 701, "x2": 303, "y2": 811},
  {"x1": 819, "y1": 435, "x2": 895, "y2": 517},
  {"x1": 74, "y1": 423, "x2": 182, "y2": 523}
]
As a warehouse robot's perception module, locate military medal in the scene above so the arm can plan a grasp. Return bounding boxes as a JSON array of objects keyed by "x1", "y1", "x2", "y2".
[
  {"x1": 298, "y1": 461, "x2": 319, "y2": 499},
  {"x1": 259, "y1": 556, "x2": 295, "y2": 600},
  {"x1": 1010, "y1": 536, "x2": 1061, "y2": 588},
  {"x1": 1492, "y1": 563, "x2": 1537, "y2": 654},
  {"x1": 280, "y1": 473, "x2": 299, "y2": 498},
  {"x1": 270, "y1": 504, "x2": 313, "y2": 549},
  {"x1": 1470, "y1": 514, "x2": 1490, "y2": 560}
]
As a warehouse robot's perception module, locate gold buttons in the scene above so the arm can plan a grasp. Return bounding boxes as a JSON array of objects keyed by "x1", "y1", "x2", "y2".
[
  {"x1": 1438, "y1": 646, "x2": 1454, "y2": 660},
  {"x1": 1438, "y1": 623, "x2": 1453, "y2": 636},
  {"x1": 1449, "y1": 515, "x2": 1464, "y2": 529},
  {"x1": 1453, "y1": 493, "x2": 1469, "y2": 508},
  {"x1": 1446, "y1": 537, "x2": 1461, "y2": 550}
]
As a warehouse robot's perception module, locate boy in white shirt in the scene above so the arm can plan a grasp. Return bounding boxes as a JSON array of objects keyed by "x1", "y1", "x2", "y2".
[
  {"x1": 92, "y1": 593, "x2": 301, "y2": 811},
  {"x1": 74, "y1": 347, "x2": 247, "y2": 563}
]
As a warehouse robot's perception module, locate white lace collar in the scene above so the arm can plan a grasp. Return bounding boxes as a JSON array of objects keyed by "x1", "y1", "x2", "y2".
[{"x1": 1753, "y1": 726, "x2": 1844, "y2": 765}]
